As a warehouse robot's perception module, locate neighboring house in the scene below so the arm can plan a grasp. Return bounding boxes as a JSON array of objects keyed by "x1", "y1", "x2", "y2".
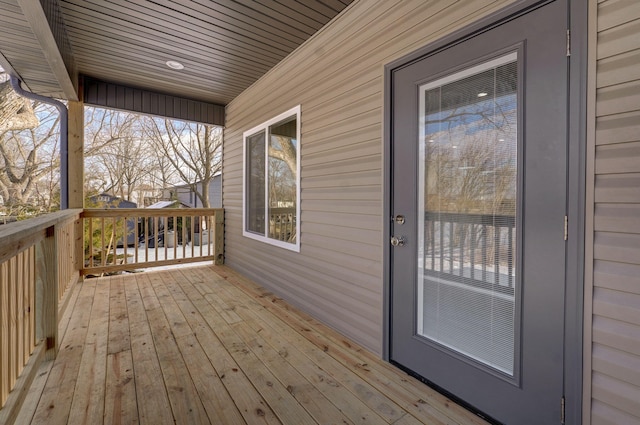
[
  {"x1": 163, "y1": 175, "x2": 222, "y2": 208},
  {"x1": 87, "y1": 193, "x2": 137, "y2": 246},
  {"x1": 146, "y1": 200, "x2": 188, "y2": 209},
  {"x1": 143, "y1": 199, "x2": 191, "y2": 247},
  {"x1": 2, "y1": 1, "x2": 639, "y2": 424},
  {"x1": 134, "y1": 184, "x2": 164, "y2": 207},
  {"x1": 88, "y1": 193, "x2": 136, "y2": 209}
]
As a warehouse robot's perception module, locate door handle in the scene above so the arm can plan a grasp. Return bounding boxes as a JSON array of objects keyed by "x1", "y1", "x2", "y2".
[{"x1": 390, "y1": 236, "x2": 406, "y2": 247}]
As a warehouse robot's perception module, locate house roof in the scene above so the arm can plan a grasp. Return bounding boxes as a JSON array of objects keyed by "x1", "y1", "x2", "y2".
[
  {"x1": 168, "y1": 174, "x2": 222, "y2": 191},
  {"x1": 146, "y1": 200, "x2": 191, "y2": 209},
  {"x1": 0, "y1": 0, "x2": 353, "y2": 118}
]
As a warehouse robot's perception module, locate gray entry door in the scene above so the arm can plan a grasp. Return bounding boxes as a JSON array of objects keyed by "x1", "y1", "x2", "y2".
[{"x1": 390, "y1": 2, "x2": 567, "y2": 424}]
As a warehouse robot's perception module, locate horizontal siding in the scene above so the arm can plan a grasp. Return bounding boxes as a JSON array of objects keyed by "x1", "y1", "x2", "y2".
[
  {"x1": 597, "y1": 49, "x2": 640, "y2": 88},
  {"x1": 592, "y1": 400, "x2": 640, "y2": 425},
  {"x1": 594, "y1": 204, "x2": 640, "y2": 232},
  {"x1": 223, "y1": 0, "x2": 515, "y2": 355},
  {"x1": 596, "y1": 110, "x2": 640, "y2": 145},
  {"x1": 590, "y1": 0, "x2": 640, "y2": 423},
  {"x1": 593, "y1": 343, "x2": 640, "y2": 387},
  {"x1": 592, "y1": 372, "x2": 640, "y2": 419},
  {"x1": 594, "y1": 173, "x2": 640, "y2": 203},
  {"x1": 595, "y1": 141, "x2": 640, "y2": 173},
  {"x1": 594, "y1": 260, "x2": 640, "y2": 293}
]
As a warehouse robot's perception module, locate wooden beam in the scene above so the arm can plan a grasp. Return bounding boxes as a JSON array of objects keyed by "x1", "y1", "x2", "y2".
[
  {"x1": 67, "y1": 100, "x2": 84, "y2": 208},
  {"x1": 16, "y1": 0, "x2": 78, "y2": 100},
  {"x1": 81, "y1": 256, "x2": 216, "y2": 276},
  {"x1": 214, "y1": 209, "x2": 224, "y2": 265},
  {"x1": 38, "y1": 226, "x2": 58, "y2": 361}
]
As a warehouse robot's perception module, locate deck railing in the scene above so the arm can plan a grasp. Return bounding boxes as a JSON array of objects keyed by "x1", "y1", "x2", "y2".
[
  {"x1": 0, "y1": 209, "x2": 81, "y2": 423},
  {"x1": 423, "y1": 211, "x2": 516, "y2": 295},
  {"x1": 81, "y1": 208, "x2": 224, "y2": 276},
  {"x1": 0, "y1": 207, "x2": 224, "y2": 421},
  {"x1": 268, "y1": 207, "x2": 296, "y2": 242}
]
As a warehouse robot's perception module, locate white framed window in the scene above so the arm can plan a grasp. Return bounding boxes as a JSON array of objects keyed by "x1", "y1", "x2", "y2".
[{"x1": 243, "y1": 105, "x2": 300, "y2": 251}]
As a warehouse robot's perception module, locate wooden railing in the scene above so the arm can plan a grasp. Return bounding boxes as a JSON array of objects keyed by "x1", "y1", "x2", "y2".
[
  {"x1": 0, "y1": 209, "x2": 81, "y2": 424},
  {"x1": 0, "y1": 207, "x2": 224, "y2": 421},
  {"x1": 423, "y1": 211, "x2": 516, "y2": 295},
  {"x1": 268, "y1": 207, "x2": 296, "y2": 242},
  {"x1": 81, "y1": 208, "x2": 224, "y2": 276}
]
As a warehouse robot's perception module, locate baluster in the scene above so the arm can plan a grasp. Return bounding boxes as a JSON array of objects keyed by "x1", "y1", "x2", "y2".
[
  {"x1": 494, "y1": 224, "x2": 500, "y2": 286},
  {"x1": 470, "y1": 223, "x2": 476, "y2": 280},
  {"x1": 430, "y1": 219, "x2": 435, "y2": 269},
  {"x1": 439, "y1": 219, "x2": 444, "y2": 273},
  {"x1": 508, "y1": 224, "x2": 513, "y2": 288},
  {"x1": 482, "y1": 224, "x2": 487, "y2": 282},
  {"x1": 449, "y1": 220, "x2": 454, "y2": 274},
  {"x1": 460, "y1": 222, "x2": 465, "y2": 277}
]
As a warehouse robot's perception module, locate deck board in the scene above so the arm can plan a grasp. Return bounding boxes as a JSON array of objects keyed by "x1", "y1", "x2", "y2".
[
  {"x1": 19, "y1": 265, "x2": 490, "y2": 425},
  {"x1": 30, "y1": 279, "x2": 97, "y2": 425},
  {"x1": 125, "y1": 275, "x2": 173, "y2": 425}
]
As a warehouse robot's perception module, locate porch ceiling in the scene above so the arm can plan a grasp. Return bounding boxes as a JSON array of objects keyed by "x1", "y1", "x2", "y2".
[{"x1": 0, "y1": 0, "x2": 353, "y2": 105}]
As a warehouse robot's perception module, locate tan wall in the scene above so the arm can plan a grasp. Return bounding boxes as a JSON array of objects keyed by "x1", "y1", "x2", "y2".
[
  {"x1": 223, "y1": 0, "x2": 516, "y2": 355},
  {"x1": 587, "y1": 0, "x2": 640, "y2": 423}
]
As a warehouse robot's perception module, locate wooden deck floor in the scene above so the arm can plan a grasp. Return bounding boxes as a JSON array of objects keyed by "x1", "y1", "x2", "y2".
[{"x1": 15, "y1": 265, "x2": 489, "y2": 425}]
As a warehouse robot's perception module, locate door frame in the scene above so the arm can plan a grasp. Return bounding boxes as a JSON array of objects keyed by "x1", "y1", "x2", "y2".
[{"x1": 382, "y1": 0, "x2": 587, "y2": 423}]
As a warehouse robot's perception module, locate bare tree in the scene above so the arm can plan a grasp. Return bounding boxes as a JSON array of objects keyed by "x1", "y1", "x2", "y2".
[
  {"x1": 269, "y1": 134, "x2": 297, "y2": 176},
  {"x1": 0, "y1": 78, "x2": 39, "y2": 135},
  {"x1": 0, "y1": 103, "x2": 61, "y2": 214},
  {"x1": 99, "y1": 134, "x2": 153, "y2": 201},
  {"x1": 149, "y1": 150, "x2": 178, "y2": 190},
  {"x1": 83, "y1": 107, "x2": 164, "y2": 203},
  {"x1": 83, "y1": 107, "x2": 140, "y2": 157},
  {"x1": 144, "y1": 118, "x2": 222, "y2": 207}
]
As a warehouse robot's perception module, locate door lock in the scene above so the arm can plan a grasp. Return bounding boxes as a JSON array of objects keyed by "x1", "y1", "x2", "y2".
[
  {"x1": 394, "y1": 215, "x2": 405, "y2": 225},
  {"x1": 390, "y1": 236, "x2": 406, "y2": 247}
]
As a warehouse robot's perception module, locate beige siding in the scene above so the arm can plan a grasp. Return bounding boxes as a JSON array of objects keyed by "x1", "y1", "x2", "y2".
[
  {"x1": 223, "y1": 0, "x2": 516, "y2": 355},
  {"x1": 589, "y1": 0, "x2": 640, "y2": 423}
]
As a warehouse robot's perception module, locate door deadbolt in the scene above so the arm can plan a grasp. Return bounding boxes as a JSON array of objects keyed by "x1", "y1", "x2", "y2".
[
  {"x1": 390, "y1": 236, "x2": 406, "y2": 247},
  {"x1": 394, "y1": 215, "x2": 405, "y2": 225}
]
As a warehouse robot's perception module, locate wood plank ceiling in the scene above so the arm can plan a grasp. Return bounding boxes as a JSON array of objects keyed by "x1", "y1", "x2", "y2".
[{"x1": 0, "y1": 0, "x2": 353, "y2": 105}]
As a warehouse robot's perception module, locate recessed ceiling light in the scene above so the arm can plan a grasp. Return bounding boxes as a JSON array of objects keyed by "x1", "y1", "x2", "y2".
[
  {"x1": 166, "y1": 60, "x2": 184, "y2": 70},
  {"x1": 477, "y1": 92, "x2": 488, "y2": 97}
]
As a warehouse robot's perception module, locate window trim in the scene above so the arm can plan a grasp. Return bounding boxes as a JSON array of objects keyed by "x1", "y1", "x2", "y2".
[{"x1": 242, "y1": 105, "x2": 301, "y2": 252}]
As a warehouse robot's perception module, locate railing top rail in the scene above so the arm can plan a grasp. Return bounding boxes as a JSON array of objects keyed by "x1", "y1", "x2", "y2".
[
  {"x1": 0, "y1": 209, "x2": 82, "y2": 264},
  {"x1": 424, "y1": 211, "x2": 515, "y2": 227},
  {"x1": 81, "y1": 208, "x2": 222, "y2": 218},
  {"x1": 268, "y1": 207, "x2": 296, "y2": 213}
]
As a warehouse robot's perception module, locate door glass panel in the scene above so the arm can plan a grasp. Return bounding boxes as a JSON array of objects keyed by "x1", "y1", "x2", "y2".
[{"x1": 417, "y1": 53, "x2": 518, "y2": 375}]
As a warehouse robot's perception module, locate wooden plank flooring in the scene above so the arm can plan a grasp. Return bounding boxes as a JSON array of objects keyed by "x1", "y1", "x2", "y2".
[{"x1": 15, "y1": 265, "x2": 490, "y2": 425}]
